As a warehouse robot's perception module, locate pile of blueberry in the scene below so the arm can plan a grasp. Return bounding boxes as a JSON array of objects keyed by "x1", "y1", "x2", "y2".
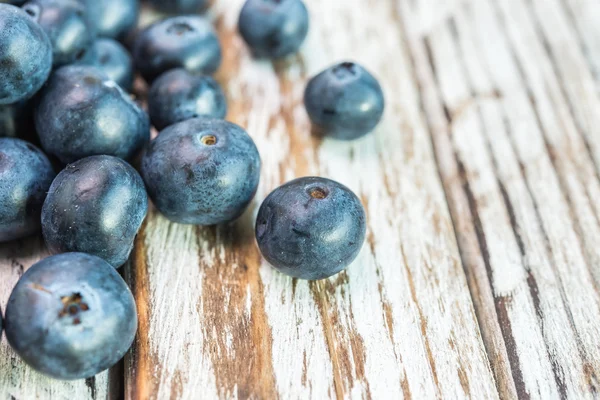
[{"x1": 0, "y1": 0, "x2": 385, "y2": 381}]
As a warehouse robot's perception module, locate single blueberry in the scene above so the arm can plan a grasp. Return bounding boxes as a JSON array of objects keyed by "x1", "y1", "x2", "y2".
[
  {"x1": 0, "y1": 4, "x2": 52, "y2": 105},
  {"x1": 22, "y1": 0, "x2": 95, "y2": 67},
  {"x1": 133, "y1": 16, "x2": 222, "y2": 83},
  {"x1": 149, "y1": 0, "x2": 208, "y2": 14},
  {"x1": 238, "y1": 0, "x2": 309, "y2": 59},
  {"x1": 5, "y1": 252, "x2": 137, "y2": 380},
  {"x1": 148, "y1": 69, "x2": 227, "y2": 131},
  {"x1": 141, "y1": 118, "x2": 261, "y2": 225},
  {"x1": 304, "y1": 62, "x2": 385, "y2": 140},
  {"x1": 0, "y1": 100, "x2": 36, "y2": 142},
  {"x1": 78, "y1": 0, "x2": 138, "y2": 39},
  {"x1": 35, "y1": 65, "x2": 150, "y2": 164},
  {"x1": 42, "y1": 155, "x2": 148, "y2": 267},
  {"x1": 85, "y1": 38, "x2": 135, "y2": 92},
  {"x1": 0, "y1": 138, "x2": 55, "y2": 242},
  {"x1": 256, "y1": 177, "x2": 366, "y2": 280}
]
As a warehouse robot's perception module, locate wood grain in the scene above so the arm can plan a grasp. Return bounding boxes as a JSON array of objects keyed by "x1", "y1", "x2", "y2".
[
  {"x1": 0, "y1": 237, "x2": 112, "y2": 400},
  {"x1": 404, "y1": 0, "x2": 600, "y2": 398},
  {"x1": 124, "y1": 0, "x2": 498, "y2": 398}
]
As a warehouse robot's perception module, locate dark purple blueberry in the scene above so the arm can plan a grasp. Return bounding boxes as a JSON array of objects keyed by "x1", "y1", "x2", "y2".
[
  {"x1": 304, "y1": 62, "x2": 385, "y2": 140},
  {"x1": 0, "y1": 4, "x2": 52, "y2": 104},
  {"x1": 35, "y1": 65, "x2": 149, "y2": 164},
  {"x1": 141, "y1": 118, "x2": 261, "y2": 225},
  {"x1": 0, "y1": 138, "x2": 55, "y2": 242},
  {"x1": 238, "y1": 0, "x2": 309, "y2": 59},
  {"x1": 22, "y1": 0, "x2": 95, "y2": 67},
  {"x1": 79, "y1": 0, "x2": 138, "y2": 39},
  {"x1": 148, "y1": 69, "x2": 227, "y2": 131},
  {"x1": 41, "y1": 155, "x2": 148, "y2": 267},
  {"x1": 133, "y1": 16, "x2": 221, "y2": 83},
  {"x1": 256, "y1": 177, "x2": 366, "y2": 280},
  {"x1": 149, "y1": 0, "x2": 208, "y2": 14},
  {"x1": 86, "y1": 38, "x2": 135, "y2": 92},
  {"x1": 5, "y1": 252, "x2": 137, "y2": 380}
]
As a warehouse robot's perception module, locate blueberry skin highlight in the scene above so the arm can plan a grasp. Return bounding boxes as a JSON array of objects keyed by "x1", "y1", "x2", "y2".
[
  {"x1": 238, "y1": 0, "x2": 309, "y2": 59},
  {"x1": 148, "y1": 69, "x2": 227, "y2": 131},
  {"x1": 0, "y1": 138, "x2": 55, "y2": 242},
  {"x1": 5, "y1": 252, "x2": 137, "y2": 380},
  {"x1": 0, "y1": 4, "x2": 52, "y2": 105},
  {"x1": 22, "y1": 0, "x2": 95, "y2": 67},
  {"x1": 42, "y1": 155, "x2": 148, "y2": 267},
  {"x1": 149, "y1": 0, "x2": 208, "y2": 14},
  {"x1": 256, "y1": 177, "x2": 366, "y2": 280},
  {"x1": 133, "y1": 16, "x2": 221, "y2": 83},
  {"x1": 141, "y1": 118, "x2": 261, "y2": 225},
  {"x1": 35, "y1": 65, "x2": 150, "y2": 164},
  {"x1": 86, "y1": 39, "x2": 135, "y2": 92},
  {"x1": 80, "y1": 0, "x2": 138, "y2": 39},
  {"x1": 304, "y1": 62, "x2": 385, "y2": 141}
]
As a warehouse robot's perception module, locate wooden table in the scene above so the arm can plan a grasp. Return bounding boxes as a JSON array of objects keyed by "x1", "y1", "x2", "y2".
[{"x1": 2, "y1": 0, "x2": 600, "y2": 398}]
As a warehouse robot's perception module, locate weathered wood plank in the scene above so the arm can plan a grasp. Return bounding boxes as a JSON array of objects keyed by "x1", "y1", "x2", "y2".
[
  {"x1": 403, "y1": 0, "x2": 600, "y2": 398},
  {"x1": 124, "y1": 0, "x2": 497, "y2": 398},
  {"x1": 0, "y1": 237, "x2": 111, "y2": 400}
]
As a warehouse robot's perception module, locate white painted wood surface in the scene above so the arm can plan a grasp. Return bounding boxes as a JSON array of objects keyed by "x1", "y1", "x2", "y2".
[
  {"x1": 2, "y1": 0, "x2": 600, "y2": 399},
  {"x1": 127, "y1": 0, "x2": 497, "y2": 398}
]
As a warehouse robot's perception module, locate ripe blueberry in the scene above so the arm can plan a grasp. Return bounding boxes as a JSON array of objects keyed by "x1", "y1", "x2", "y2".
[
  {"x1": 42, "y1": 155, "x2": 148, "y2": 267},
  {"x1": 0, "y1": 4, "x2": 52, "y2": 104},
  {"x1": 141, "y1": 118, "x2": 261, "y2": 225},
  {"x1": 79, "y1": 0, "x2": 138, "y2": 39},
  {"x1": 256, "y1": 177, "x2": 366, "y2": 280},
  {"x1": 148, "y1": 69, "x2": 227, "y2": 131},
  {"x1": 304, "y1": 62, "x2": 385, "y2": 140},
  {"x1": 85, "y1": 38, "x2": 135, "y2": 92},
  {"x1": 0, "y1": 138, "x2": 55, "y2": 242},
  {"x1": 5, "y1": 252, "x2": 137, "y2": 380},
  {"x1": 22, "y1": 0, "x2": 95, "y2": 67},
  {"x1": 35, "y1": 65, "x2": 149, "y2": 164},
  {"x1": 238, "y1": 0, "x2": 309, "y2": 59},
  {"x1": 133, "y1": 16, "x2": 221, "y2": 83}
]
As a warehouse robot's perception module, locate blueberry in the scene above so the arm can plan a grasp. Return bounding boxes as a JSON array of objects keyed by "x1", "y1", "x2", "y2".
[
  {"x1": 238, "y1": 0, "x2": 309, "y2": 59},
  {"x1": 133, "y1": 16, "x2": 221, "y2": 83},
  {"x1": 0, "y1": 138, "x2": 55, "y2": 242},
  {"x1": 85, "y1": 38, "x2": 135, "y2": 92},
  {"x1": 35, "y1": 65, "x2": 149, "y2": 164},
  {"x1": 256, "y1": 177, "x2": 366, "y2": 280},
  {"x1": 149, "y1": 0, "x2": 208, "y2": 14},
  {"x1": 22, "y1": 0, "x2": 95, "y2": 67},
  {"x1": 79, "y1": 0, "x2": 138, "y2": 39},
  {"x1": 0, "y1": 100, "x2": 36, "y2": 141},
  {"x1": 148, "y1": 69, "x2": 227, "y2": 131},
  {"x1": 41, "y1": 155, "x2": 147, "y2": 267},
  {"x1": 0, "y1": 4, "x2": 52, "y2": 105},
  {"x1": 304, "y1": 62, "x2": 385, "y2": 140},
  {"x1": 141, "y1": 118, "x2": 261, "y2": 225},
  {"x1": 5, "y1": 252, "x2": 137, "y2": 380}
]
